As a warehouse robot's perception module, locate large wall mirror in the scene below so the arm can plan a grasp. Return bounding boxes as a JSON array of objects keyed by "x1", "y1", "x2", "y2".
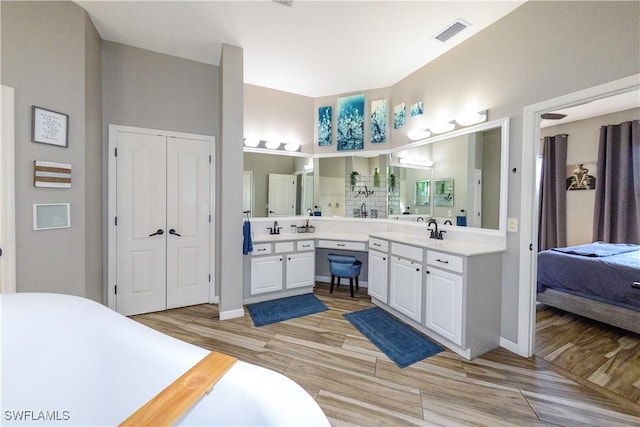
[
  {"x1": 243, "y1": 117, "x2": 509, "y2": 234},
  {"x1": 243, "y1": 151, "x2": 314, "y2": 217}
]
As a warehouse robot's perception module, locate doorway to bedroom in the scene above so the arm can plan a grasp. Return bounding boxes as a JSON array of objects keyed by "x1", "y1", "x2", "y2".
[{"x1": 530, "y1": 86, "x2": 640, "y2": 406}]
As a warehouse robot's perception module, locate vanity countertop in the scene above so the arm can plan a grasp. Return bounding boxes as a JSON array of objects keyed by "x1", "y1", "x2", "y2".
[
  {"x1": 251, "y1": 230, "x2": 503, "y2": 256},
  {"x1": 369, "y1": 232, "x2": 505, "y2": 256},
  {"x1": 252, "y1": 232, "x2": 369, "y2": 244}
]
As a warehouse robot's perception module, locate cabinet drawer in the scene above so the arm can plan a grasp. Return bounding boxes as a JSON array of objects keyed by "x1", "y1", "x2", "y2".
[
  {"x1": 427, "y1": 250, "x2": 463, "y2": 273},
  {"x1": 317, "y1": 240, "x2": 366, "y2": 251},
  {"x1": 253, "y1": 243, "x2": 272, "y2": 255},
  {"x1": 274, "y1": 241, "x2": 295, "y2": 253},
  {"x1": 296, "y1": 240, "x2": 315, "y2": 251},
  {"x1": 369, "y1": 238, "x2": 389, "y2": 252},
  {"x1": 391, "y1": 242, "x2": 423, "y2": 262}
]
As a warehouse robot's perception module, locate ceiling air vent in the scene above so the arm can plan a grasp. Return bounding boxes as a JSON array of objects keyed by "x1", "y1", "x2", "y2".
[{"x1": 434, "y1": 19, "x2": 469, "y2": 43}]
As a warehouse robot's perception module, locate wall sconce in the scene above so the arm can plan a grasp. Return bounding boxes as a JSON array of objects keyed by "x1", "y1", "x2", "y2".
[
  {"x1": 428, "y1": 121, "x2": 456, "y2": 134},
  {"x1": 455, "y1": 110, "x2": 488, "y2": 127}
]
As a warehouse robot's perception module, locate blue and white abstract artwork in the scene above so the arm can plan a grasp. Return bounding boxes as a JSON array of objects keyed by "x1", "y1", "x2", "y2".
[
  {"x1": 410, "y1": 101, "x2": 424, "y2": 117},
  {"x1": 318, "y1": 106, "x2": 332, "y2": 146},
  {"x1": 337, "y1": 94, "x2": 364, "y2": 151},
  {"x1": 394, "y1": 103, "x2": 406, "y2": 129},
  {"x1": 370, "y1": 99, "x2": 387, "y2": 143}
]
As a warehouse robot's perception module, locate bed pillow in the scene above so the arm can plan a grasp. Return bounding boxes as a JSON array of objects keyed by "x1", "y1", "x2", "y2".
[{"x1": 551, "y1": 241, "x2": 640, "y2": 257}]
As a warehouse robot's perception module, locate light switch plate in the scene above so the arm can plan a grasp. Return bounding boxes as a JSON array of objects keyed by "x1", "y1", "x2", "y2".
[{"x1": 507, "y1": 218, "x2": 518, "y2": 232}]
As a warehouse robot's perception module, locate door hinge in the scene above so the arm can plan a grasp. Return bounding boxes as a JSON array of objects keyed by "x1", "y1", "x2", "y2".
[
  {"x1": 114, "y1": 147, "x2": 118, "y2": 157},
  {"x1": 208, "y1": 274, "x2": 211, "y2": 282},
  {"x1": 209, "y1": 214, "x2": 211, "y2": 223},
  {"x1": 209, "y1": 155, "x2": 212, "y2": 163},
  {"x1": 114, "y1": 285, "x2": 117, "y2": 294},
  {"x1": 529, "y1": 243, "x2": 533, "y2": 251},
  {"x1": 114, "y1": 216, "x2": 118, "y2": 226}
]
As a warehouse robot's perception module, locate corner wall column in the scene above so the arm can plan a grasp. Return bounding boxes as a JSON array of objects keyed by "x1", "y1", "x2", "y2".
[{"x1": 217, "y1": 44, "x2": 244, "y2": 319}]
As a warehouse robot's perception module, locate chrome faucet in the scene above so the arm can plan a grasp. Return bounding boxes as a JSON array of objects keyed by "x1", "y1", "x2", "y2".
[
  {"x1": 361, "y1": 202, "x2": 367, "y2": 218},
  {"x1": 428, "y1": 218, "x2": 446, "y2": 240}
]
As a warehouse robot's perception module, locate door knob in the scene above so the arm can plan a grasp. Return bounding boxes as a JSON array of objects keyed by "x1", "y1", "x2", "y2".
[
  {"x1": 169, "y1": 228, "x2": 181, "y2": 237},
  {"x1": 149, "y1": 229, "x2": 164, "y2": 237}
]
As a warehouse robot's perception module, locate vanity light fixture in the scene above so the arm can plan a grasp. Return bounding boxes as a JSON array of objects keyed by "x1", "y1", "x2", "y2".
[
  {"x1": 264, "y1": 140, "x2": 281, "y2": 150},
  {"x1": 428, "y1": 121, "x2": 456, "y2": 134},
  {"x1": 399, "y1": 157, "x2": 434, "y2": 167},
  {"x1": 407, "y1": 129, "x2": 432, "y2": 141},
  {"x1": 243, "y1": 137, "x2": 260, "y2": 147},
  {"x1": 455, "y1": 110, "x2": 488, "y2": 127},
  {"x1": 284, "y1": 142, "x2": 300, "y2": 151}
]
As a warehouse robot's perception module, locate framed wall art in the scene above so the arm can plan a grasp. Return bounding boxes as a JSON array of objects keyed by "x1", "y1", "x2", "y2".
[
  {"x1": 370, "y1": 99, "x2": 387, "y2": 143},
  {"x1": 318, "y1": 105, "x2": 332, "y2": 146},
  {"x1": 32, "y1": 106, "x2": 69, "y2": 148},
  {"x1": 336, "y1": 94, "x2": 364, "y2": 151}
]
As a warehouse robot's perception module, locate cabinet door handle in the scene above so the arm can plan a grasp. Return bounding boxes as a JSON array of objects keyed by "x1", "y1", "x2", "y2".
[
  {"x1": 337, "y1": 243, "x2": 346, "y2": 247},
  {"x1": 302, "y1": 244, "x2": 310, "y2": 248},
  {"x1": 416, "y1": 268, "x2": 420, "y2": 272},
  {"x1": 382, "y1": 257, "x2": 386, "y2": 261},
  {"x1": 373, "y1": 243, "x2": 381, "y2": 247},
  {"x1": 288, "y1": 257, "x2": 291, "y2": 261},
  {"x1": 436, "y1": 258, "x2": 449, "y2": 264},
  {"x1": 426, "y1": 270, "x2": 430, "y2": 274},
  {"x1": 279, "y1": 258, "x2": 283, "y2": 262},
  {"x1": 632, "y1": 282, "x2": 640, "y2": 289},
  {"x1": 257, "y1": 248, "x2": 266, "y2": 252}
]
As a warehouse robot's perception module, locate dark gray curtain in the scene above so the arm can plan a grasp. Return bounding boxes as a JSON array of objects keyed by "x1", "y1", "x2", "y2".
[
  {"x1": 539, "y1": 134, "x2": 567, "y2": 250},
  {"x1": 593, "y1": 120, "x2": 640, "y2": 244}
]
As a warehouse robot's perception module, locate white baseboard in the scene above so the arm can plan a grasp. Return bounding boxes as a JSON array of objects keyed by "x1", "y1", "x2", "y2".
[
  {"x1": 219, "y1": 308, "x2": 244, "y2": 320},
  {"x1": 500, "y1": 336, "x2": 520, "y2": 354}
]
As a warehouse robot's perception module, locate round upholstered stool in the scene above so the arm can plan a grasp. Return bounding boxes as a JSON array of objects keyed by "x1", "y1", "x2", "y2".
[{"x1": 327, "y1": 253, "x2": 362, "y2": 298}]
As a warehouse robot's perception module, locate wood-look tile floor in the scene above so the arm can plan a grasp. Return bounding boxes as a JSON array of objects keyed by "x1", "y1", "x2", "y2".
[
  {"x1": 535, "y1": 303, "x2": 640, "y2": 406},
  {"x1": 131, "y1": 284, "x2": 640, "y2": 426}
]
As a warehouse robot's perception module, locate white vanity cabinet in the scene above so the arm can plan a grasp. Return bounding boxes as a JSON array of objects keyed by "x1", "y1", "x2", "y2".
[
  {"x1": 244, "y1": 239, "x2": 315, "y2": 303},
  {"x1": 367, "y1": 238, "x2": 389, "y2": 302},
  {"x1": 250, "y1": 254, "x2": 284, "y2": 295},
  {"x1": 368, "y1": 250, "x2": 388, "y2": 302},
  {"x1": 425, "y1": 265, "x2": 463, "y2": 346},
  {"x1": 285, "y1": 246, "x2": 315, "y2": 289},
  {"x1": 389, "y1": 243, "x2": 423, "y2": 323},
  {"x1": 423, "y1": 249, "x2": 502, "y2": 358}
]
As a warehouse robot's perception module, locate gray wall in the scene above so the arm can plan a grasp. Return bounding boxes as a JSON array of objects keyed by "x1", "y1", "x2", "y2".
[
  {"x1": 390, "y1": 1, "x2": 639, "y2": 341},
  {"x1": 101, "y1": 41, "x2": 219, "y2": 137},
  {"x1": 541, "y1": 108, "x2": 640, "y2": 246},
  {"x1": 1, "y1": 1, "x2": 102, "y2": 300}
]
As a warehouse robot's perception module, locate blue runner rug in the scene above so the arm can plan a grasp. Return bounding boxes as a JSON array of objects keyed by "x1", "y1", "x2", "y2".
[
  {"x1": 344, "y1": 307, "x2": 443, "y2": 368},
  {"x1": 247, "y1": 294, "x2": 329, "y2": 327}
]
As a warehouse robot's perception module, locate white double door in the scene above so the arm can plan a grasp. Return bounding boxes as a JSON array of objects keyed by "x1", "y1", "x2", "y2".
[{"x1": 116, "y1": 131, "x2": 210, "y2": 316}]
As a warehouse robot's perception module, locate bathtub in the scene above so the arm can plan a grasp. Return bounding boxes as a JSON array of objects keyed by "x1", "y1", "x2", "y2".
[{"x1": 0, "y1": 293, "x2": 330, "y2": 426}]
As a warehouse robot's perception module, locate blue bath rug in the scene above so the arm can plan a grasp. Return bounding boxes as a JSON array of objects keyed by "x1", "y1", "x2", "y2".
[
  {"x1": 247, "y1": 294, "x2": 329, "y2": 327},
  {"x1": 344, "y1": 307, "x2": 443, "y2": 368}
]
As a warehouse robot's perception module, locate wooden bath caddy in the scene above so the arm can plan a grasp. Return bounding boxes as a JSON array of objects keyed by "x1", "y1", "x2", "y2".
[{"x1": 119, "y1": 351, "x2": 237, "y2": 426}]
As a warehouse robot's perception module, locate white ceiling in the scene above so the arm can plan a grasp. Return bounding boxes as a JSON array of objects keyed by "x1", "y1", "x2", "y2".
[
  {"x1": 540, "y1": 90, "x2": 640, "y2": 128},
  {"x1": 75, "y1": 0, "x2": 525, "y2": 97}
]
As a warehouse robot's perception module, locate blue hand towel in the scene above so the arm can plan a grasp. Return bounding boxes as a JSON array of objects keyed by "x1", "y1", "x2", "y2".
[{"x1": 243, "y1": 220, "x2": 253, "y2": 255}]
